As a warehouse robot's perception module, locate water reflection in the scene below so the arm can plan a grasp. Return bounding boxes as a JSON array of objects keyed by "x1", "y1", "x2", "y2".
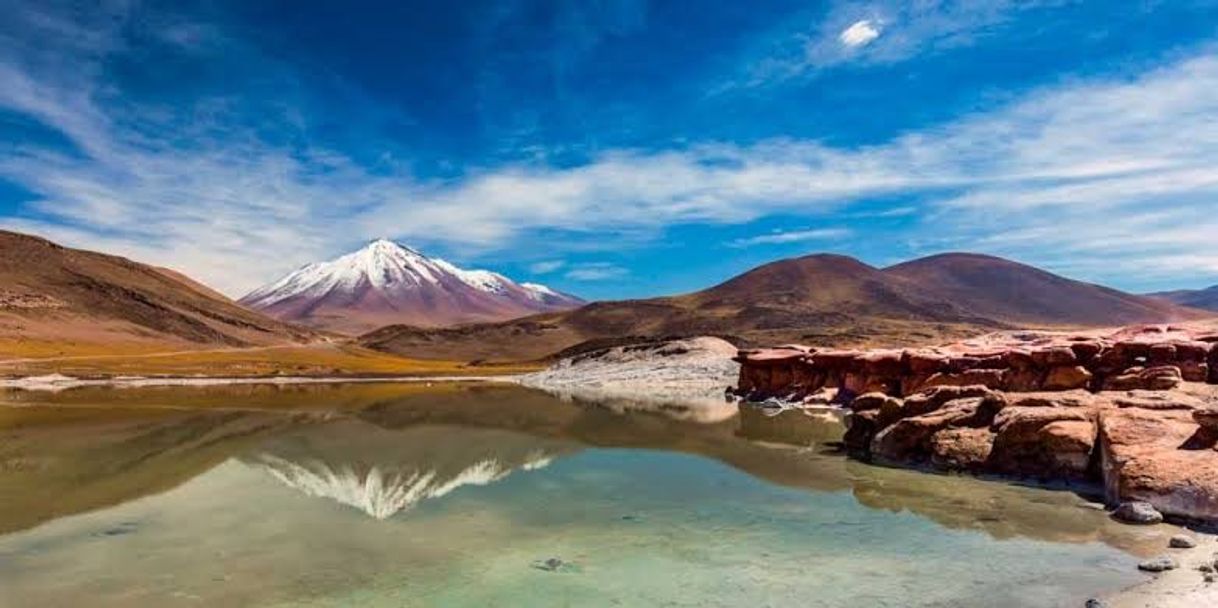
[
  {"x1": 0, "y1": 383, "x2": 1171, "y2": 555},
  {"x1": 245, "y1": 421, "x2": 573, "y2": 519},
  {"x1": 0, "y1": 383, "x2": 1170, "y2": 607}
]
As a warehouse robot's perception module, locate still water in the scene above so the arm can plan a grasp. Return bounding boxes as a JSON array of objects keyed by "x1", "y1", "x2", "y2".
[{"x1": 0, "y1": 382, "x2": 1164, "y2": 607}]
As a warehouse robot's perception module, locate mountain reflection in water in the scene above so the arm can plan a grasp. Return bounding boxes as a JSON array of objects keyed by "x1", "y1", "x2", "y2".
[{"x1": 0, "y1": 382, "x2": 1171, "y2": 607}]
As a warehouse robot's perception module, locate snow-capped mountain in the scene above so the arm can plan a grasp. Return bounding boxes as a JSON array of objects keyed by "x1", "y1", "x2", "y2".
[{"x1": 239, "y1": 239, "x2": 584, "y2": 333}]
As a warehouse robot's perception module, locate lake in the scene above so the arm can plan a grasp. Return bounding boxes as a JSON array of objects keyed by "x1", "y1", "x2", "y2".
[{"x1": 0, "y1": 382, "x2": 1163, "y2": 607}]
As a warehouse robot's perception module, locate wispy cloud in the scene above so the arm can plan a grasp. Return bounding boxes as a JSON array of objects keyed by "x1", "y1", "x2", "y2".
[
  {"x1": 528, "y1": 260, "x2": 566, "y2": 274},
  {"x1": 736, "y1": 0, "x2": 1058, "y2": 87},
  {"x1": 729, "y1": 228, "x2": 852, "y2": 248},
  {"x1": 564, "y1": 262, "x2": 629, "y2": 281},
  {"x1": 1, "y1": 3, "x2": 1216, "y2": 295}
]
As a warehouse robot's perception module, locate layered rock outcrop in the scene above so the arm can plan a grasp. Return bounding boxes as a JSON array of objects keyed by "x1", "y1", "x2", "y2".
[{"x1": 733, "y1": 324, "x2": 1218, "y2": 523}]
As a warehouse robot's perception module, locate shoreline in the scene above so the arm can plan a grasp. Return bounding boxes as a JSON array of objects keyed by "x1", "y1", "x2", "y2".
[
  {"x1": 1108, "y1": 534, "x2": 1218, "y2": 607},
  {"x1": 0, "y1": 372, "x2": 519, "y2": 392}
]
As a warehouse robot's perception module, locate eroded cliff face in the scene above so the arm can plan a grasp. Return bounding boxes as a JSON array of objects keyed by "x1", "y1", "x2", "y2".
[{"x1": 733, "y1": 324, "x2": 1218, "y2": 523}]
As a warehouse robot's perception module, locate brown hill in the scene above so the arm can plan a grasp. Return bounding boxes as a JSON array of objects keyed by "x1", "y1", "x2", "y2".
[
  {"x1": 359, "y1": 252, "x2": 1202, "y2": 363},
  {"x1": 883, "y1": 253, "x2": 1196, "y2": 326},
  {"x1": 0, "y1": 230, "x2": 316, "y2": 353}
]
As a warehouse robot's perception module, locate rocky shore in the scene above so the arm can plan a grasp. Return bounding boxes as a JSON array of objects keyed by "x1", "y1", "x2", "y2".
[{"x1": 733, "y1": 324, "x2": 1218, "y2": 524}]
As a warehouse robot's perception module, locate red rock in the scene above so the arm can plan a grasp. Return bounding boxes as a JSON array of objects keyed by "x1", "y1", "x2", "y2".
[
  {"x1": 1176, "y1": 341, "x2": 1210, "y2": 362},
  {"x1": 1069, "y1": 341, "x2": 1104, "y2": 363},
  {"x1": 871, "y1": 397, "x2": 988, "y2": 463},
  {"x1": 907, "y1": 351, "x2": 948, "y2": 374},
  {"x1": 1101, "y1": 366, "x2": 1183, "y2": 391},
  {"x1": 843, "y1": 410, "x2": 879, "y2": 455},
  {"x1": 1004, "y1": 368, "x2": 1044, "y2": 392},
  {"x1": 1043, "y1": 365, "x2": 1094, "y2": 391},
  {"x1": 1004, "y1": 349, "x2": 1035, "y2": 370},
  {"x1": 1148, "y1": 343, "x2": 1178, "y2": 366},
  {"x1": 850, "y1": 392, "x2": 900, "y2": 413},
  {"x1": 990, "y1": 407, "x2": 1096, "y2": 479},
  {"x1": 1003, "y1": 391, "x2": 1098, "y2": 409},
  {"x1": 903, "y1": 385, "x2": 999, "y2": 417},
  {"x1": 1098, "y1": 407, "x2": 1218, "y2": 522},
  {"x1": 1179, "y1": 361, "x2": 1209, "y2": 383},
  {"x1": 859, "y1": 350, "x2": 905, "y2": 377},
  {"x1": 1031, "y1": 346, "x2": 1078, "y2": 368},
  {"x1": 811, "y1": 350, "x2": 862, "y2": 371},
  {"x1": 740, "y1": 349, "x2": 806, "y2": 364},
  {"x1": 1195, "y1": 407, "x2": 1218, "y2": 431},
  {"x1": 930, "y1": 427, "x2": 995, "y2": 471},
  {"x1": 946, "y1": 356, "x2": 982, "y2": 372},
  {"x1": 922, "y1": 369, "x2": 1007, "y2": 391}
]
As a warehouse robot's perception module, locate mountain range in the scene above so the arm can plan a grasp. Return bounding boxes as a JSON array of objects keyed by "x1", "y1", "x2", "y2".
[
  {"x1": 1150, "y1": 285, "x2": 1218, "y2": 312},
  {"x1": 360, "y1": 252, "x2": 1203, "y2": 362},
  {"x1": 239, "y1": 239, "x2": 584, "y2": 334},
  {"x1": 0, "y1": 229, "x2": 1209, "y2": 364}
]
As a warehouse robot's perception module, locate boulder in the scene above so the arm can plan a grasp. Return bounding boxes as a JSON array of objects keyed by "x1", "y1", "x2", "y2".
[
  {"x1": 1043, "y1": 365, "x2": 1094, "y2": 391},
  {"x1": 1099, "y1": 408, "x2": 1218, "y2": 522},
  {"x1": 906, "y1": 351, "x2": 948, "y2": 374},
  {"x1": 1195, "y1": 407, "x2": 1218, "y2": 431},
  {"x1": 1148, "y1": 343, "x2": 1178, "y2": 366},
  {"x1": 1101, "y1": 366, "x2": 1183, "y2": 392},
  {"x1": 1112, "y1": 501, "x2": 1164, "y2": 525},
  {"x1": 922, "y1": 369, "x2": 1007, "y2": 391},
  {"x1": 1069, "y1": 341, "x2": 1104, "y2": 363},
  {"x1": 903, "y1": 385, "x2": 999, "y2": 418},
  {"x1": 1137, "y1": 555, "x2": 1179, "y2": 572},
  {"x1": 1004, "y1": 368, "x2": 1044, "y2": 392},
  {"x1": 850, "y1": 392, "x2": 899, "y2": 413},
  {"x1": 843, "y1": 410, "x2": 879, "y2": 455},
  {"x1": 1031, "y1": 346, "x2": 1078, "y2": 368},
  {"x1": 929, "y1": 427, "x2": 995, "y2": 471},
  {"x1": 1168, "y1": 534, "x2": 1197, "y2": 549},
  {"x1": 989, "y1": 407, "x2": 1096, "y2": 479},
  {"x1": 871, "y1": 397, "x2": 988, "y2": 464}
]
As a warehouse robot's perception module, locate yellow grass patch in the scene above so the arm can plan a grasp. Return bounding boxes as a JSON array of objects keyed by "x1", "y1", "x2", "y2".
[{"x1": 0, "y1": 341, "x2": 539, "y2": 378}]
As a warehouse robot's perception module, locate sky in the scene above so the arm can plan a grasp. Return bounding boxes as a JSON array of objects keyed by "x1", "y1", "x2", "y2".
[{"x1": 1, "y1": 0, "x2": 1217, "y2": 301}]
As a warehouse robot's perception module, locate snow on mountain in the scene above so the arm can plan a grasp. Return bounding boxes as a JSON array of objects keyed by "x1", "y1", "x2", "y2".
[{"x1": 239, "y1": 239, "x2": 584, "y2": 334}]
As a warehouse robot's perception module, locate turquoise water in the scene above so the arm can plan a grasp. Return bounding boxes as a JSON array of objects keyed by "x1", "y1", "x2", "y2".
[{"x1": 0, "y1": 384, "x2": 1157, "y2": 607}]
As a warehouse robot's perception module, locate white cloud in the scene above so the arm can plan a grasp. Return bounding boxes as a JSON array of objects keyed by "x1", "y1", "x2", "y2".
[
  {"x1": 528, "y1": 260, "x2": 566, "y2": 274},
  {"x1": 1, "y1": 4, "x2": 1217, "y2": 294},
  {"x1": 734, "y1": 1, "x2": 1058, "y2": 87},
  {"x1": 839, "y1": 20, "x2": 881, "y2": 48},
  {"x1": 564, "y1": 263, "x2": 629, "y2": 281},
  {"x1": 729, "y1": 228, "x2": 852, "y2": 248}
]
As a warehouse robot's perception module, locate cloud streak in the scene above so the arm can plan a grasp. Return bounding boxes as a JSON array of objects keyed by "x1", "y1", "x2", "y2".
[
  {"x1": 0, "y1": 3, "x2": 1216, "y2": 295},
  {"x1": 729, "y1": 228, "x2": 852, "y2": 248}
]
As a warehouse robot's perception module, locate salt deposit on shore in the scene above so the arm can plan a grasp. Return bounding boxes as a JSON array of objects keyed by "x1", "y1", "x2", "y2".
[{"x1": 517, "y1": 336, "x2": 740, "y2": 422}]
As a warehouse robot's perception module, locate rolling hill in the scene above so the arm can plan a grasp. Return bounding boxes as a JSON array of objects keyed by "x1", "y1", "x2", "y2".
[
  {"x1": 360, "y1": 252, "x2": 1204, "y2": 362},
  {"x1": 0, "y1": 230, "x2": 316, "y2": 354}
]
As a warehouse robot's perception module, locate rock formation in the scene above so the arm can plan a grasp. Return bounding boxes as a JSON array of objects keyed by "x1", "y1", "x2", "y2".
[{"x1": 733, "y1": 324, "x2": 1218, "y2": 523}]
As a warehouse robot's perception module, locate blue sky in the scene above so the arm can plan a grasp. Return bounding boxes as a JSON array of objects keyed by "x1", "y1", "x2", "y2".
[{"x1": 1, "y1": 0, "x2": 1217, "y2": 300}]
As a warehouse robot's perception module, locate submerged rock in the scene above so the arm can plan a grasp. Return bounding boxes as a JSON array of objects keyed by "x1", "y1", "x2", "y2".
[{"x1": 532, "y1": 557, "x2": 566, "y2": 572}]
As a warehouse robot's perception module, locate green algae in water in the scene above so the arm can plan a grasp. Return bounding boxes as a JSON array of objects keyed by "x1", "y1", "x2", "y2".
[{"x1": 0, "y1": 384, "x2": 1153, "y2": 607}]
